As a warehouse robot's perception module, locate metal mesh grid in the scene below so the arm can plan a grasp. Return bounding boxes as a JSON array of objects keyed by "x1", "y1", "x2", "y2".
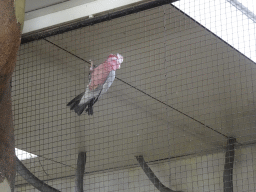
[{"x1": 13, "y1": 1, "x2": 256, "y2": 192}]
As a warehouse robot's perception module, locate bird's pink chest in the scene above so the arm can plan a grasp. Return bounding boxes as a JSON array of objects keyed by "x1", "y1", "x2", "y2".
[{"x1": 89, "y1": 63, "x2": 111, "y2": 90}]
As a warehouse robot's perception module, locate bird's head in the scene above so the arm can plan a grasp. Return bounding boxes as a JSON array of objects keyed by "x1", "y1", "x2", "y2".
[
  {"x1": 108, "y1": 53, "x2": 123, "y2": 70},
  {"x1": 116, "y1": 53, "x2": 123, "y2": 69}
]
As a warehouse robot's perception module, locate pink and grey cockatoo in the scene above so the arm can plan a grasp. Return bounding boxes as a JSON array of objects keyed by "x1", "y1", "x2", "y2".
[{"x1": 67, "y1": 53, "x2": 123, "y2": 115}]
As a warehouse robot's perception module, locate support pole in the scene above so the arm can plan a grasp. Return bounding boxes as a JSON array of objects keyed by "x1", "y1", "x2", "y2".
[
  {"x1": 223, "y1": 137, "x2": 236, "y2": 192},
  {"x1": 75, "y1": 152, "x2": 86, "y2": 192}
]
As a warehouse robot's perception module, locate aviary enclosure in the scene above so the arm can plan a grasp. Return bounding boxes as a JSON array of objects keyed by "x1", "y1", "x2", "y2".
[{"x1": 13, "y1": 0, "x2": 256, "y2": 191}]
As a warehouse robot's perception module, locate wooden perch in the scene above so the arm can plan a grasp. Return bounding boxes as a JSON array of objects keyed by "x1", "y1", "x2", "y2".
[
  {"x1": 136, "y1": 156, "x2": 182, "y2": 192},
  {"x1": 75, "y1": 152, "x2": 86, "y2": 192},
  {"x1": 223, "y1": 137, "x2": 236, "y2": 192},
  {"x1": 16, "y1": 156, "x2": 60, "y2": 192}
]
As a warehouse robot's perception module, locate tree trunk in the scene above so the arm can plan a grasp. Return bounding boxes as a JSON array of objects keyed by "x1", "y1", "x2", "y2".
[{"x1": 0, "y1": 0, "x2": 25, "y2": 191}]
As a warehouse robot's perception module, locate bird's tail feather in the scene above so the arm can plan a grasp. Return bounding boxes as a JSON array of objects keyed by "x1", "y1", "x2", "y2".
[
  {"x1": 67, "y1": 92, "x2": 84, "y2": 107},
  {"x1": 67, "y1": 93, "x2": 99, "y2": 116},
  {"x1": 85, "y1": 92, "x2": 101, "y2": 115},
  {"x1": 74, "y1": 102, "x2": 88, "y2": 116}
]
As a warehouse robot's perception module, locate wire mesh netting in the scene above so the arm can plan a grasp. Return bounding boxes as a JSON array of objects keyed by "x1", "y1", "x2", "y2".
[{"x1": 13, "y1": 1, "x2": 256, "y2": 192}]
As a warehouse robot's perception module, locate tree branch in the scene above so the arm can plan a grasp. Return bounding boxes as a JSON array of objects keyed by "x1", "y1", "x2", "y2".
[
  {"x1": 16, "y1": 156, "x2": 60, "y2": 192},
  {"x1": 136, "y1": 156, "x2": 182, "y2": 192}
]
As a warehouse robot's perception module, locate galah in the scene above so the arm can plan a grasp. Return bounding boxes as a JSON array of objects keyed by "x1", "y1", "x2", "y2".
[{"x1": 67, "y1": 53, "x2": 123, "y2": 115}]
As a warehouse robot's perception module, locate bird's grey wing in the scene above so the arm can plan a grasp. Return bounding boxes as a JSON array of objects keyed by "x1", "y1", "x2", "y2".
[
  {"x1": 80, "y1": 70, "x2": 115, "y2": 104},
  {"x1": 101, "y1": 70, "x2": 116, "y2": 95},
  {"x1": 80, "y1": 84, "x2": 103, "y2": 104},
  {"x1": 87, "y1": 70, "x2": 115, "y2": 106}
]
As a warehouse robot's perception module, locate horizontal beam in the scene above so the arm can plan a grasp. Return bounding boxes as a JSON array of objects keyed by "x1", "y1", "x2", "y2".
[
  {"x1": 21, "y1": 0, "x2": 178, "y2": 44},
  {"x1": 23, "y1": 0, "x2": 146, "y2": 34}
]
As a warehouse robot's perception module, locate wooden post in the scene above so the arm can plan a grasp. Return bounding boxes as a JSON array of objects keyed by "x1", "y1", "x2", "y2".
[{"x1": 0, "y1": 0, "x2": 25, "y2": 191}]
